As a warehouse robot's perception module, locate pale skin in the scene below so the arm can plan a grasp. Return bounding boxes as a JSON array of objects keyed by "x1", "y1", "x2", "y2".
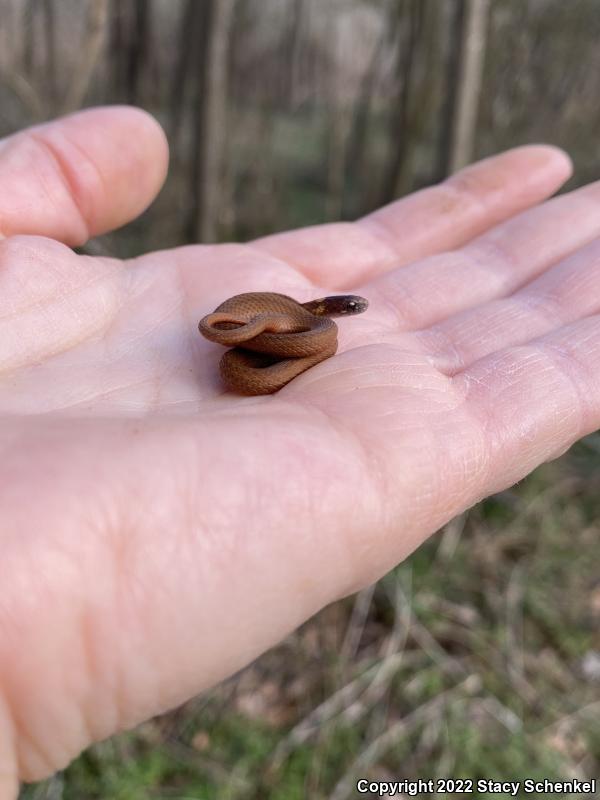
[{"x1": 1, "y1": 106, "x2": 599, "y2": 797}]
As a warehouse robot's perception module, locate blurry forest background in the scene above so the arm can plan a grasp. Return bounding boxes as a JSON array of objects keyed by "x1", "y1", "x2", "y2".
[
  {"x1": 2, "y1": 0, "x2": 599, "y2": 798},
  {"x1": 2, "y1": 0, "x2": 600, "y2": 250}
]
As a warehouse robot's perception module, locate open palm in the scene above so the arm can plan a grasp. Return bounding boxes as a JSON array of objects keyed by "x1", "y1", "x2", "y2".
[{"x1": 1, "y1": 107, "x2": 599, "y2": 795}]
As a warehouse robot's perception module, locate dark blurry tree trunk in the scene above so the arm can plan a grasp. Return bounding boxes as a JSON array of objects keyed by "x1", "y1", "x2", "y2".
[
  {"x1": 169, "y1": 0, "x2": 200, "y2": 150},
  {"x1": 3, "y1": 0, "x2": 45, "y2": 120},
  {"x1": 109, "y1": 0, "x2": 125, "y2": 96},
  {"x1": 108, "y1": 0, "x2": 155, "y2": 105},
  {"x1": 0, "y1": 0, "x2": 14, "y2": 68},
  {"x1": 190, "y1": 0, "x2": 236, "y2": 243},
  {"x1": 405, "y1": 0, "x2": 448, "y2": 191},
  {"x1": 325, "y1": 10, "x2": 352, "y2": 222},
  {"x1": 327, "y1": 106, "x2": 351, "y2": 221},
  {"x1": 41, "y1": 0, "x2": 57, "y2": 105},
  {"x1": 343, "y1": 9, "x2": 390, "y2": 217},
  {"x1": 63, "y1": 0, "x2": 109, "y2": 112},
  {"x1": 22, "y1": 0, "x2": 58, "y2": 111},
  {"x1": 382, "y1": 0, "x2": 445, "y2": 203},
  {"x1": 286, "y1": 0, "x2": 306, "y2": 109},
  {"x1": 125, "y1": 0, "x2": 153, "y2": 103},
  {"x1": 447, "y1": 0, "x2": 490, "y2": 172},
  {"x1": 23, "y1": 0, "x2": 37, "y2": 78},
  {"x1": 434, "y1": 0, "x2": 463, "y2": 181},
  {"x1": 380, "y1": 0, "x2": 420, "y2": 204}
]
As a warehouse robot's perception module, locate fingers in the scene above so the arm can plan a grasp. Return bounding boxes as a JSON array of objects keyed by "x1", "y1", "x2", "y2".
[
  {"x1": 368, "y1": 179, "x2": 600, "y2": 331},
  {"x1": 419, "y1": 236, "x2": 600, "y2": 374},
  {"x1": 454, "y1": 314, "x2": 600, "y2": 493},
  {"x1": 252, "y1": 145, "x2": 572, "y2": 287},
  {"x1": 0, "y1": 106, "x2": 168, "y2": 245}
]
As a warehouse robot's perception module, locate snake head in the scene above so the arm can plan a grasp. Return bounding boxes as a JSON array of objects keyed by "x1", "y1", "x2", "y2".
[
  {"x1": 337, "y1": 295, "x2": 369, "y2": 315},
  {"x1": 307, "y1": 295, "x2": 368, "y2": 317}
]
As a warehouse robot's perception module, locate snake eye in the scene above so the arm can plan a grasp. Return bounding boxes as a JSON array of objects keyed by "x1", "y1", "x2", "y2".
[{"x1": 344, "y1": 296, "x2": 369, "y2": 314}]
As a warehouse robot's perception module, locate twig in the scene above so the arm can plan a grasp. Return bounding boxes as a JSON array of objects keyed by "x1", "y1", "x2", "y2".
[
  {"x1": 435, "y1": 512, "x2": 467, "y2": 563},
  {"x1": 338, "y1": 584, "x2": 376, "y2": 668},
  {"x1": 542, "y1": 700, "x2": 600, "y2": 733},
  {"x1": 268, "y1": 650, "x2": 423, "y2": 771},
  {"x1": 478, "y1": 695, "x2": 522, "y2": 733},
  {"x1": 329, "y1": 675, "x2": 481, "y2": 800}
]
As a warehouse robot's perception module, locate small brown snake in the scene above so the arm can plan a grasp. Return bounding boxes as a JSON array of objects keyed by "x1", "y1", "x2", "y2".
[{"x1": 198, "y1": 292, "x2": 369, "y2": 395}]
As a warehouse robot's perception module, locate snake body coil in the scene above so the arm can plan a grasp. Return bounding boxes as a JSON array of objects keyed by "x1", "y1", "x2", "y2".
[{"x1": 198, "y1": 292, "x2": 368, "y2": 395}]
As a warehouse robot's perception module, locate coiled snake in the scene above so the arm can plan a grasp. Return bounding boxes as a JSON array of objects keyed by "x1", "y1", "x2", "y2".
[{"x1": 198, "y1": 292, "x2": 368, "y2": 395}]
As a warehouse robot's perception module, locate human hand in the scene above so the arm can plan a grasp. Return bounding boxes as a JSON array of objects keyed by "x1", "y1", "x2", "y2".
[{"x1": 1, "y1": 107, "x2": 598, "y2": 797}]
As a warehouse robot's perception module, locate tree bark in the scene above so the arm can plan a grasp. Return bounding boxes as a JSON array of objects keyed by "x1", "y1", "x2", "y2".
[
  {"x1": 169, "y1": 0, "x2": 200, "y2": 150},
  {"x1": 41, "y1": 0, "x2": 57, "y2": 106},
  {"x1": 343, "y1": 14, "x2": 388, "y2": 217},
  {"x1": 191, "y1": 0, "x2": 236, "y2": 243},
  {"x1": 381, "y1": 0, "x2": 423, "y2": 204},
  {"x1": 447, "y1": 0, "x2": 490, "y2": 173},
  {"x1": 62, "y1": 0, "x2": 109, "y2": 112},
  {"x1": 325, "y1": 7, "x2": 350, "y2": 221},
  {"x1": 125, "y1": 0, "x2": 152, "y2": 103}
]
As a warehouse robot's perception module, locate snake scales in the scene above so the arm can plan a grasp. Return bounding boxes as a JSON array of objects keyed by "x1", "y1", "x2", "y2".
[{"x1": 198, "y1": 292, "x2": 368, "y2": 394}]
